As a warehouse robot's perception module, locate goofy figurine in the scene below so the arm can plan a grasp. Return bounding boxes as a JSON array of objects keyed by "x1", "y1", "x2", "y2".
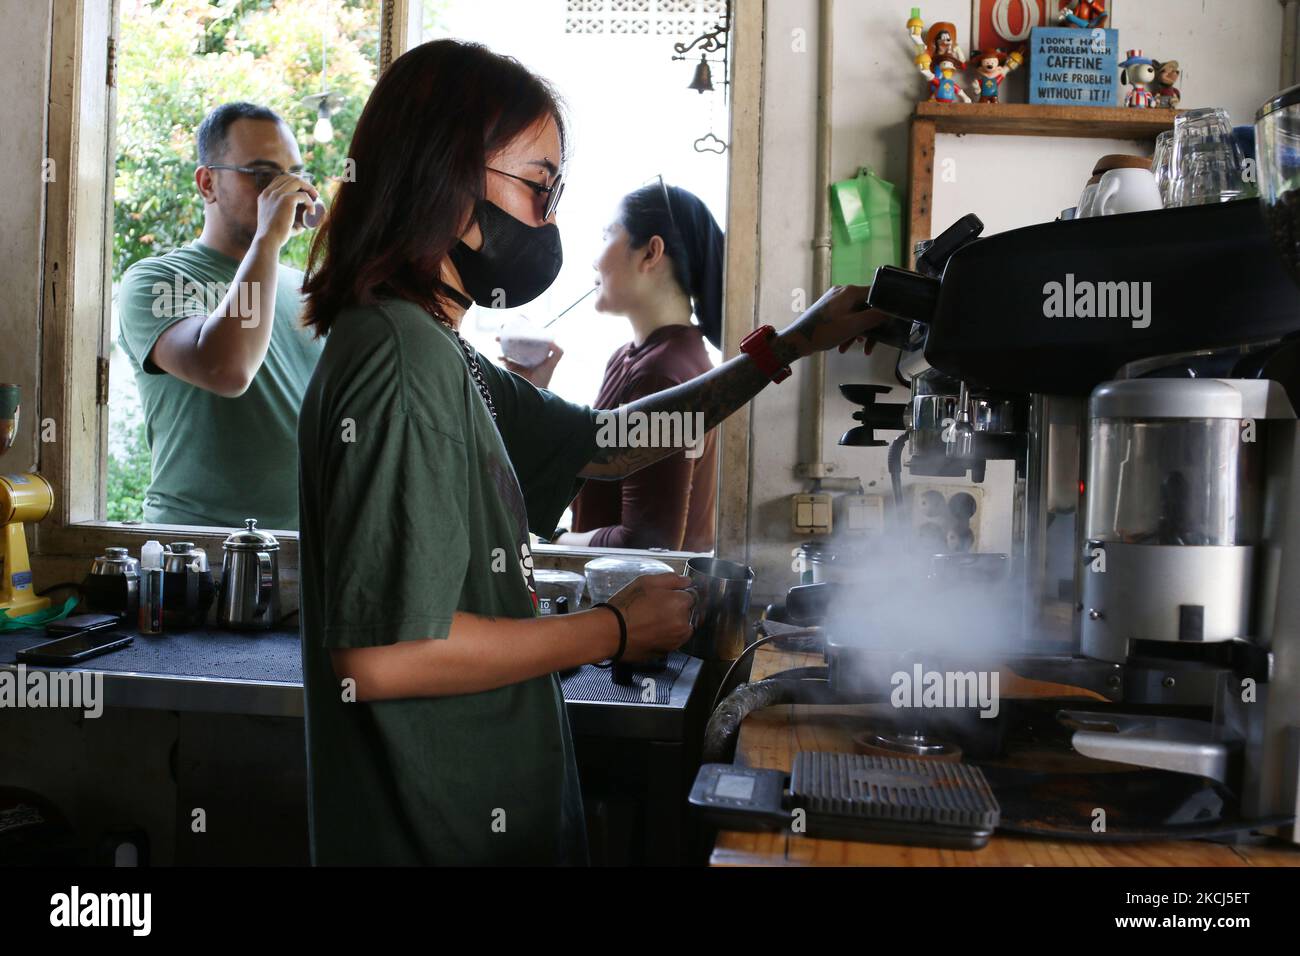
[{"x1": 907, "y1": 13, "x2": 967, "y2": 70}]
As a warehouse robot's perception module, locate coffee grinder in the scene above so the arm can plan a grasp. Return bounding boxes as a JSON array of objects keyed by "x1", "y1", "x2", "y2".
[{"x1": 0, "y1": 384, "x2": 54, "y2": 619}]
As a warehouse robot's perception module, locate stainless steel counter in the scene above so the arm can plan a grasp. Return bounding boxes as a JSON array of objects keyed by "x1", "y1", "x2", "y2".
[{"x1": 0, "y1": 624, "x2": 703, "y2": 741}]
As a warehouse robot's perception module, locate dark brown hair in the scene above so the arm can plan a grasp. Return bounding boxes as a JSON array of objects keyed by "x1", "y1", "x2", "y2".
[
  {"x1": 619, "y1": 184, "x2": 725, "y2": 349},
  {"x1": 301, "y1": 39, "x2": 568, "y2": 334}
]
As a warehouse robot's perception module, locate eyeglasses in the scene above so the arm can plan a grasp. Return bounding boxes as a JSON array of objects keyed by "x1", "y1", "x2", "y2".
[
  {"x1": 488, "y1": 166, "x2": 565, "y2": 220},
  {"x1": 205, "y1": 164, "x2": 313, "y2": 193},
  {"x1": 654, "y1": 174, "x2": 681, "y2": 245}
]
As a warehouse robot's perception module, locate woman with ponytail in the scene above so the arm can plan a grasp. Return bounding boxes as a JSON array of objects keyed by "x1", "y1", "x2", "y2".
[{"x1": 548, "y1": 181, "x2": 724, "y2": 552}]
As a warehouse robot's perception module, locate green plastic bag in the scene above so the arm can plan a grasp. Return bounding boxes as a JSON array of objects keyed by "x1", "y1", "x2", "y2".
[
  {"x1": 830, "y1": 166, "x2": 901, "y2": 286},
  {"x1": 0, "y1": 596, "x2": 78, "y2": 633}
]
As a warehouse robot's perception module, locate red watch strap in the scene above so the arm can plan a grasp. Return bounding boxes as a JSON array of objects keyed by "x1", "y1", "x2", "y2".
[{"x1": 740, "y1": 325, "x2": 792, "y2": 384}]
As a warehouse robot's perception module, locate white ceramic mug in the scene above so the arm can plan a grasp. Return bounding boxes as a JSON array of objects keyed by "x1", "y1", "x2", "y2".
[
  {"x1": 1076, "y1": 182, "x2": 1101, "y2": 218},
  {"x1": 1095, "y1": 167, "x2": 1163, "y2": 216}
]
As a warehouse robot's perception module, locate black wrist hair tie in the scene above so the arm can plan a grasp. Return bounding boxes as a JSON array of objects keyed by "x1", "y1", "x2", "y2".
[{"x1": 592, "y1": 602, "x2": 627, "y2": 666}]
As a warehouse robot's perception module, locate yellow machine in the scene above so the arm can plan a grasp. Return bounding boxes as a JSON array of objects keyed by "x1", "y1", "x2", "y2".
[
  {"x1": 0, "y1": 473, "x2": 53, "y2": 617},
  {"x1": 0, "y1": 384, "x2": 54, "y2": 617}
]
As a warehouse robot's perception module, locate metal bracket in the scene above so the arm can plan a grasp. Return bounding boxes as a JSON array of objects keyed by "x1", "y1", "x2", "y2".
[{"x1": 1059, "y1": 710, "x2": 1234, "y2": 783}]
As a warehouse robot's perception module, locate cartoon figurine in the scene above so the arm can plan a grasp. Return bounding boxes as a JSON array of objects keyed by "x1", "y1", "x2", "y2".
[
  {"x1": 1057, "y1": 0, "x2": 1109, "y2": 29},
  {"x1": 907, "y1": 12, "x2": 967, "y2": 70},
  {"x1": 1152, "y1": 59, "x2": 1182, "y2": 108},
  {"x1": 907, "y1": 11, "x2": 969, "y2": 103},
  {"x1": 1119, "y1": 50, "x2": 1158, "y2": 108},
  {"x1": 969, "y1": 48, "x2": 1025, "y2": 104},
  {"x1": 920, "y1": 53, "x2": 971, "y2": 104},
  {"x1": 907, "y1": 7, "x2": 924, "y2": 43}
]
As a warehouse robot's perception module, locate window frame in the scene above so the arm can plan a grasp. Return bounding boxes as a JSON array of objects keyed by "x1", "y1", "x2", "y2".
[{"x1": 34, "y1": 0, "x2": 765, "y2": 575}]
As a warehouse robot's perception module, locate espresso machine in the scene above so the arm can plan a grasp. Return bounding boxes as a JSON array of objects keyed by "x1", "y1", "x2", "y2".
[{"x1": 826, "y1": 196, "x2": 1300, "y2": 843}]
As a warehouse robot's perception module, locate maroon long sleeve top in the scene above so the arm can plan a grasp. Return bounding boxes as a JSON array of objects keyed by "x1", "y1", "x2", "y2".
[{"x1": 571, "y1": 324, "x2": 718, "y2": 552}]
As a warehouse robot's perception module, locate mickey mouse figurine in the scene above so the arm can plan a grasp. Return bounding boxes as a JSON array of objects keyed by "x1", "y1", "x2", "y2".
[
  {"x1": 969, "y1": 48, "x2": 1025, "y2": 103},
  {"x1": 1057, "y1": 0, "x2": 1109, "y2": 29},
  {"x1": 1119, "y1": 49, "x2": 1158, "y2": 108}
]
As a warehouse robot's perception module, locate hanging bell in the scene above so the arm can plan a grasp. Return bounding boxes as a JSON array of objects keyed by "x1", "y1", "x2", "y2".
[{"x1": 688, "y1": 55, "x2": 714, "y2": 94}]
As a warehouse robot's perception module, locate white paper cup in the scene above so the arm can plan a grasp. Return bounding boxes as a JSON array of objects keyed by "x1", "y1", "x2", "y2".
[{"x1": 499, "y1": 315, "x2": 555, "y2": 368}]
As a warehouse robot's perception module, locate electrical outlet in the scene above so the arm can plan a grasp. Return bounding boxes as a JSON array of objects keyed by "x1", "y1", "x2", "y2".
[
  {"x1": 791, "y1": 493, "x2": 834, "y2": 535},
  {"x1": 909, "y1": 484, "x2": 983, "y2": 552}
]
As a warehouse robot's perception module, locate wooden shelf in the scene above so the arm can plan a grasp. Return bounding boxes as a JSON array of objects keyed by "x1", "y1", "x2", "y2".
[
  {"x1": 905, "y1": 102, "x2": 1181, "y2": 264},
  {"x1": 915, "y1": 101, "x2": 1178, "y2": 139}
]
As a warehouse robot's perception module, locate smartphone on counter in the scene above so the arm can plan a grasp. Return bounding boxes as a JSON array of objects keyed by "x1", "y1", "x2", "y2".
[
  {"x1": 17, "y1": 631, "x2": 134, "y2": 666},
  {"x1": 44, "y1": 613, "x2": 121, "y2": 637}
]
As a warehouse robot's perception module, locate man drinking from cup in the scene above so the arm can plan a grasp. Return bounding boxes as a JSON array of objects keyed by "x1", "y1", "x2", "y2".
[{"x1": 117, "y1": 102, "x2": 323, "y2": 529}]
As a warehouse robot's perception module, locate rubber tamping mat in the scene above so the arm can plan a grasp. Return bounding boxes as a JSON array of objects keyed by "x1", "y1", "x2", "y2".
[
  {"x1": 791, "y1": 751, "x2": 1001, "y2": 830},
  {"x1": 559, "y1": 651, "x2": 687, "y2": 704}
]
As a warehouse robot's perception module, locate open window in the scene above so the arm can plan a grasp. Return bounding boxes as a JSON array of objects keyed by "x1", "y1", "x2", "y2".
[{"x1": 36, "y1": 0, "x2": 763, "y2": 573}]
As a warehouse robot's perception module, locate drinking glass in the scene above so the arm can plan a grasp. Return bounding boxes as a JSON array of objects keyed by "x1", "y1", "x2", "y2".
[
  {"x1": 1169, "y1": 107, "x2": 1247, "y2": 206},
  {"x1": 1151, "y1": 130, "x2": 1174, "y2": 206}
]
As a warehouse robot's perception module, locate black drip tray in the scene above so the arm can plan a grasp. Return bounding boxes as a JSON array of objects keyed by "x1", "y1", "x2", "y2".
[
  {"x1": 560, "y1": 652, "x2": 688, "y2": 704},
  {"x1": 792, "y1": 751, "x2": 1001, "y2": 831}
]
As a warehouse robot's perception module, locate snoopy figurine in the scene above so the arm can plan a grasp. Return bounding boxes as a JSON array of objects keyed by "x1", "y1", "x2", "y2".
[{"x1": 1118, "y1": 49, "x2": 1158, "y2": 109}]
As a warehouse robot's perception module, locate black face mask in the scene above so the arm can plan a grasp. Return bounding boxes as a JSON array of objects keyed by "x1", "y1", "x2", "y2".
[{"x1": 448, "y1": 199, "x2": 563, "y2": 309}]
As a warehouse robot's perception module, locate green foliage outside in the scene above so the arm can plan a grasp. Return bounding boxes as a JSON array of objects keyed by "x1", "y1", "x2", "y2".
[
  {"x1": 113, "y1": 0, "x2": 380, "y2": 279},
  {"x1": 108, "y1": 0, "x2": 381, "y2": 521},
  {"x1": 107, "y1": 410, "x2": 152, "y2": 522}
]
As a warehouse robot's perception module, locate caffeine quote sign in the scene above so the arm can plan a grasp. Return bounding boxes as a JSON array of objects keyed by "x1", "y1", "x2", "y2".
[{"x1": 1028, "y1": 26, "x2": 1119, "y2": 107}]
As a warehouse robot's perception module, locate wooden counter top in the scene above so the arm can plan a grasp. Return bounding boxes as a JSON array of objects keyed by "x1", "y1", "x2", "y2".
[{"x1": 710, "y1": 646, "x2": 1300, "y2": 867}]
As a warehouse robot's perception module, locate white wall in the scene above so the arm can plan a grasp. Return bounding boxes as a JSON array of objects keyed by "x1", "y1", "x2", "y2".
[
  {"x1": 0, "y1": 0, "x2": 52, "y2": 474},
  {"x1": 746, "y1": 0, "x2": 1286, "y2": 600}
]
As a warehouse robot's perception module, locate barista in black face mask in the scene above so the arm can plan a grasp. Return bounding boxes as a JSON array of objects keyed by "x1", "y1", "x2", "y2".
[
  {"x1": 299, "y1": 41, "x2": 688, "y2": 867},
  {"x1": 449, "y1": 180, "x2": 565, "y2": 308},
  {"x1": 296, "y1": 38, "x2": 886, "y2": 867}
]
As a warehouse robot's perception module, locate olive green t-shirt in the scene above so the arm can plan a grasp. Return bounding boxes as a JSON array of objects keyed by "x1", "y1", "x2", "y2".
[
  {"x1": 297, "y1": 298, "x2": 599, "y2": 865},
  {"x1": 117, "y1": 241, "x2": 323, "y2": 529}
]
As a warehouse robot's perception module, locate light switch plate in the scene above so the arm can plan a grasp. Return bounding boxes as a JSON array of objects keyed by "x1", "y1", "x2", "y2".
[
  {"x1": 792, "y1": 492, "x2": 834, "y2": 535},
  {"x1": 838, "y1": 494, "x2": 886, "y2": 534}
]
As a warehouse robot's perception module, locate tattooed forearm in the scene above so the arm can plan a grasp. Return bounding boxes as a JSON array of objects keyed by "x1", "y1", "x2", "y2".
[{"x1": 580, "y1": 333, "x2": 803, "y2": 480}]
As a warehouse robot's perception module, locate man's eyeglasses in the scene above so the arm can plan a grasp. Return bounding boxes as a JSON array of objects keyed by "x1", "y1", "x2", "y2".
[
  {"x1": 488, "y1": 166, "x2": 565, "y2": 220},
  {"x1": 206, "y1": 164, "x2": 313, "y2": 193}
]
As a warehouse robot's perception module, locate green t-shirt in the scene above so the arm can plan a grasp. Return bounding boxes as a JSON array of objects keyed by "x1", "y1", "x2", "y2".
[
  {"x1": 117, "y1": 241, "x2": 323, "y2": 529},
  {"x1": 297, "y1": 298, "x2": 599, "y2": 865}
]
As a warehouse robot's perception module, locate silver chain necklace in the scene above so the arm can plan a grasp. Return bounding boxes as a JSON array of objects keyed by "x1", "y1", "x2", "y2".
[{"x1": 434, "y1": 313, "x2": 497, "y2": 422}]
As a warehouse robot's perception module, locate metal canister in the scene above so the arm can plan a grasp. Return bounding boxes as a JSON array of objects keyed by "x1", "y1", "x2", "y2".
[
  {"x1": 217, "y1": 519, "x2": 281, "y2": 631},
  {"x1": 682, "y1": 557, "x2": 754, "y2": 661},
  {"x1": 82, "y1": 546, "x2": 140, "y2": 618},
  {"x1": 797, "y1": 541, "x2": 837, "y2": 585},
  {"x1": 163, "y1": 542, "x2": 215, "y2": 628}
]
